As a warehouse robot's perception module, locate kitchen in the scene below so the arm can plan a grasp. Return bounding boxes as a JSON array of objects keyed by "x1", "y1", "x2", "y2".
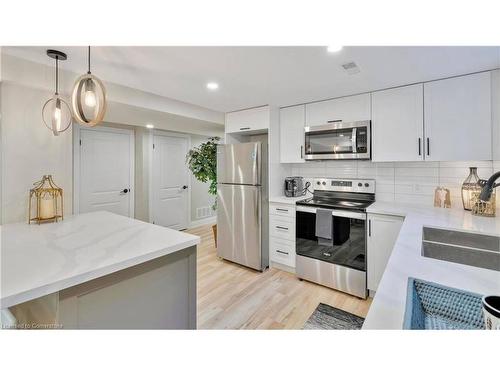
[
  {"x1": 1, "y1": 4, "x2": 500, "y2": 371},
  {"x1": 2, "y1": 47, "x2": 499, "y2": 331}
]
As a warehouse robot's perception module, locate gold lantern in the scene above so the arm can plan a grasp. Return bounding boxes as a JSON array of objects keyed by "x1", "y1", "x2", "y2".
[{"x1": 28, "y1": 175, "x2": 64, "y2": 224}]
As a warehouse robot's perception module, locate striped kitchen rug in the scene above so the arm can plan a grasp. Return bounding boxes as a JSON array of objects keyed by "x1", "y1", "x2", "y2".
[{"x1": 303, "y1": 303, "x2": 364, "y2": 330}]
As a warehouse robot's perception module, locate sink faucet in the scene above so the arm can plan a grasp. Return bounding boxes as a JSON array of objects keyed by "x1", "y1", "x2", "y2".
[{"x1": 479, "y1": 171, "x2": 500, "y2": 202}]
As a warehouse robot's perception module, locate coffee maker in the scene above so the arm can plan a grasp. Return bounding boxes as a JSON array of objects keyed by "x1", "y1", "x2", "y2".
[{"x1": 284, "y1": 177, "x2": 305, "y2": 197}]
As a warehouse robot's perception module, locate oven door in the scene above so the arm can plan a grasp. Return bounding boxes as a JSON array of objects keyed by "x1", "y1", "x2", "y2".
[
  {"x1": 295, "y1": 205, "x2": 367, "y2": 298},
  {"x1": 303, "y1": 121, "x2": 370, "y2": 160},
  {"x1": 295, "y1": 206, "x2": 367, "y2": 271}
]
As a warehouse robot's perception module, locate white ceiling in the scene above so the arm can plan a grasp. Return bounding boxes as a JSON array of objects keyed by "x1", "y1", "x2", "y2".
[{"x1": 4, "y1": 46, "x2": 500, "y2": 112}]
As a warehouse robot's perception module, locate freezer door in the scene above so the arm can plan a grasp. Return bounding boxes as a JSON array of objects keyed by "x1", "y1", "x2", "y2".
[
  {"x1": 217, "y1": 184, "x2": 262, "y2": 270},
  {"x1": 217, "y1": 142, "x2": 261, "y2": 185}
]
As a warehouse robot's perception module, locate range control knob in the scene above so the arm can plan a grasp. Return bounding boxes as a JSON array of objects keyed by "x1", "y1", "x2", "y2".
[
  {"x1": 365, "y1": 183, "x2": 370, "y2": 187},
  {"x1": 322, "y1": 181, "x2": 326, "y2": 185},
  {"x1": 317, "y1": 181, "x2": 321, "y2": 185},
  {"x1": 358, "y1": 182, "x2": 362, "y2": 187}
]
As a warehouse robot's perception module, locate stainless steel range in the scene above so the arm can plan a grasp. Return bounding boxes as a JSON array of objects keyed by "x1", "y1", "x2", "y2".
[{"x1": 295, "y1": 177, "x2": 375, "y2": 299}]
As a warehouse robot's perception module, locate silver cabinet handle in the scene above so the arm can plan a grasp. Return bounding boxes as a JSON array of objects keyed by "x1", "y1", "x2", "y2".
[
  {"x1": 427, "y1": 138, "x2": 430, "y2": 156},
  {"x1": 276, "y1": 226, "x2": 289, "y2": 230},
  {"x1": 276, "y1": 250, "x2": 289, "y2": 255},
  {"x1": 240, "y1": 127, "x2": 251, "y2": 130},
  {"x1": 276, "y1": 208, "x2": 288, "y2": 212},
  {"x1": 418, "y1": 138, "x2": 422, "y2": 156}
]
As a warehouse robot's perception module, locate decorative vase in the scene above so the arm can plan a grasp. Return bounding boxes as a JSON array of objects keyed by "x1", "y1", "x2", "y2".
[{"x1": 461, "y1": 167, "x2": 481, "y2": 211}]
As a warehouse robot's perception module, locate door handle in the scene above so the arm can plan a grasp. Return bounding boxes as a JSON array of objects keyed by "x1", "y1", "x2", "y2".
[
  {"x1": 182, "y1": 185, "x2": 188, "y2": 190},
  {"x1": 121, "y1": 188, "x2": 129, "y2": 194}
]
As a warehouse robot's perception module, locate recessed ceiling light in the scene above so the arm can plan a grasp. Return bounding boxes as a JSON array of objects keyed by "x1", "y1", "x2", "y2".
[
  {"x1": 327, "y1": 45, "x2": 343, "y2": 53},
  {"x1": 206, "y1": 82, "x2": 219, "y2": 90},
  {"x1": 146, "y1": 124, "x2": 154, "y2": 129}
]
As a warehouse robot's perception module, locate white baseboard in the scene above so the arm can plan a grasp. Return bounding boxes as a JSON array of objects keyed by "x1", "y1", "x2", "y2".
[{"x1": 189, "y1": 216, "x2": 216, "y2": 228}]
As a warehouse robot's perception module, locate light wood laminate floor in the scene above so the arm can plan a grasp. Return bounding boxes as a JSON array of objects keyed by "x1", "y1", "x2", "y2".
[{"x1": 187, "y1": 224, "x2": 372, "y2": 329}]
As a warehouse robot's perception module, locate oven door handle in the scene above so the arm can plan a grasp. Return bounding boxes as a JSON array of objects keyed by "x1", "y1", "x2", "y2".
[{"x1": 296, "y1": 205, "x2": 366, "y2": 220}]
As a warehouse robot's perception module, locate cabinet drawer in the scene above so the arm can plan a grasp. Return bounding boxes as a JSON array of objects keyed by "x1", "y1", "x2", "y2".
[
  {"x1": 270, "y1": 215, "x2": 295, "y2": 241},
  {"x1": 270, "y1": 237, "x2": 295, "y2": 268},
  {"x1": 270, "y1": 203, "x2": 295, "y2": 218}
]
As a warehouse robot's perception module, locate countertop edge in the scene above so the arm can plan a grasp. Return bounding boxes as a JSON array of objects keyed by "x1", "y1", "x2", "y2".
[{"x1": 1, "y1": 237, "x2": 199, "y2": 309}]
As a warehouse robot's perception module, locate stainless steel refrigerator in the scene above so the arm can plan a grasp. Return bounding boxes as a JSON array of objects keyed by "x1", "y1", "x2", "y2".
[{"x1": 216, "y1": 141, "x2": 269, "y2": 271}]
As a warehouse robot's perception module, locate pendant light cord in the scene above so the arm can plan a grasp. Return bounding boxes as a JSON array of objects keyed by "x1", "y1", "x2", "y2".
[
  {"x1": 55, "y1": 56, "x2": 59, "y2": 95},
  {"x1": 87, "y1": 46, "x2": 91, "y2": 74}
]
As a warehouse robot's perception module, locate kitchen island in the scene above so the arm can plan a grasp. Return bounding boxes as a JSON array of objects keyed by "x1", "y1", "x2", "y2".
[
  {"x1": 363, "y1": 202, "x2": 500, "y2": 329},
  {"x1": 1, "y1": 211, "x2": 200, "y2": 329}
]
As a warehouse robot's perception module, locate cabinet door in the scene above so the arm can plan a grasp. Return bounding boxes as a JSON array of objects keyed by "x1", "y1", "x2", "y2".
[
  {"x1": 280, "y1": 105, "x2": 305, "y2": 163},
  {"x1": 424, "y1": 72, "x2": 492, "y2": 161},
  {"x1": 305, "y1": 93, "x2": 371, "y2": 126},
  {"x1": 372, "y1": 84, "x2": 424, "y2": 162},
  {"x1": 225, "y1": 106, "x2": 270, "y2": 134},
  {"x1": 367, "y1": 214, "x2": 403, "y2": 292}
]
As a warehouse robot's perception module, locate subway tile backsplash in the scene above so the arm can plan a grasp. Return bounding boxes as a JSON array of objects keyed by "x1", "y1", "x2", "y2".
[{"x1": 291, "y1": 160, "x2": 497, "y2": 209}]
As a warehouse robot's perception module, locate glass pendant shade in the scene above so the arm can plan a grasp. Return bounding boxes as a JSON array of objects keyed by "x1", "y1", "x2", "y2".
[
  {"x1": 461, "y1": 167, "x2": 481, "y2": 211},
  {"x1": 71, "y1": 46, "x2": 106, "y2": 126},
  {"x1": 42, "y1": 50, "x2": 72, "y2": 136}
]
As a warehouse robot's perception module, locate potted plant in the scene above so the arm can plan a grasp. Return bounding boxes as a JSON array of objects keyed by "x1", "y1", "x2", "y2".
[{"x1": 186, "y1": 136, "x2": 220, "y2": 246}]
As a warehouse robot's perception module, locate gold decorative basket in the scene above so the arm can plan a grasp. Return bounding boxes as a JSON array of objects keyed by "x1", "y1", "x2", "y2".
[{"x1": 471, "y1": 190, "x2": 496, "y2": 217}]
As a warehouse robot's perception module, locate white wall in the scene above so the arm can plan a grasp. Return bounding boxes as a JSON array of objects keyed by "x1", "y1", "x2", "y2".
[{"x1": 1, "y1": 82, "x2": 73, "y2": 223}]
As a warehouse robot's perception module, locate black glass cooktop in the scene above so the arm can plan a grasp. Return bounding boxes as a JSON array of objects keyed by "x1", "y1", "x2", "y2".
[{"x1": 296, "y1": 197, "x2": 373, "y2": 211}]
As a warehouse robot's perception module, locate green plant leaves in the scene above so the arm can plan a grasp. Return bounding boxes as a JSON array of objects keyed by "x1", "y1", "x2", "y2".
[{"x1": 186, "y1": 136, "x2": 220, "y2": 210}]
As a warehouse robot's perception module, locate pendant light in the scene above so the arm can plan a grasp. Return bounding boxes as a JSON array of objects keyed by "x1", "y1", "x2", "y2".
[
  {"x1": 71, "y1": 46, "x2": 107, "y2": 126},
  {"x1": 42, "y1": 50, "x2": 72, "y2": 136}
]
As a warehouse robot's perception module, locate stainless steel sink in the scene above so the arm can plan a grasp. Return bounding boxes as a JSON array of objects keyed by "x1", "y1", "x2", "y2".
[{"x1": 422, "y1": 226, "x2": 500, "y2": 271}]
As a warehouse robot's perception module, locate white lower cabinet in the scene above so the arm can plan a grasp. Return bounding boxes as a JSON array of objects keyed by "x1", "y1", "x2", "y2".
[
  {"x1": 269, "y1": 203, "x2": 296, "y2": 268},
  {"x1": 367, "y1": 213, "x2": 404, "y2": 292}
]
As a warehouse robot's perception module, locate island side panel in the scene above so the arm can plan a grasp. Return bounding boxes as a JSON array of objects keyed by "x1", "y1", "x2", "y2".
[{"x1": 58, "y1": 246, "x2": 197, "y2": 329}]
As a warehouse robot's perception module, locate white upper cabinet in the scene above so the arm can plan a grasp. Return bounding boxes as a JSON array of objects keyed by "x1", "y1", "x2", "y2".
[
  {"x1": 424, "y1": 72, "x2": 492, "y2": 161},
  {"x1": 280, "y1": 105, "x2": 305, "y2": 163},
  {"x1": 372, "y1": 84, "x2": 424, "y2": 162},
  {"x1": 225, "y1": 106, "x2": 270, "y2": 134},
  {"x1": 305, "y1": 93, "x2": 371, "y2": 126}
]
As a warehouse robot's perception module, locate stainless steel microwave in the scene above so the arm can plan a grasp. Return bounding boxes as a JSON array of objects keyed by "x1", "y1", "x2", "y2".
[{"x1": 303, "y1": 120, "x2": 371, "y2": 160}]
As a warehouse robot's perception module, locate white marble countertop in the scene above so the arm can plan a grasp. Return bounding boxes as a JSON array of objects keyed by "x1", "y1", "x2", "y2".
[
  {"x1": 0, "y1": 211, "x2": 200, "y2": 309},
  {"x1": 363, "y1": 202, "x2": 500, "y2": 329}
]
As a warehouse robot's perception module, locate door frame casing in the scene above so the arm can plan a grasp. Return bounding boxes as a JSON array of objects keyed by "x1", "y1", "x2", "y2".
[
  {"x1": 73, "y1": 124, "x2": 135, "y2": 217},
  {"x1": 149, "y1": 130, "x2": 191, "y2": 229}
]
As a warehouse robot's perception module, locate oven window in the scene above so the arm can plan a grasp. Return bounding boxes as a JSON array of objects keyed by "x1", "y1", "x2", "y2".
[
  {"x1": 305, "y1": 128, "x2": 354, "y2": 155},
  {"x1": 295, "y1": 211, "x2": 366, "y2": 271}
]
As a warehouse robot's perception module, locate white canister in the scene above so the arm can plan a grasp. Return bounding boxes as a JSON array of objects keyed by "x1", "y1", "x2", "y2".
[{"x1": 482, "y1": 295, "x2": 500, "y2": 330}]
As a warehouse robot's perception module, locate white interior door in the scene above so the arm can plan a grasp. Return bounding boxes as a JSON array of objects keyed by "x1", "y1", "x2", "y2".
[
  {"x1": 152, "y1": 133, "x2": 189, "y2": 230},
  {"x1": 77, "y1": 127, "x2": 134, "y2": 217}
]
